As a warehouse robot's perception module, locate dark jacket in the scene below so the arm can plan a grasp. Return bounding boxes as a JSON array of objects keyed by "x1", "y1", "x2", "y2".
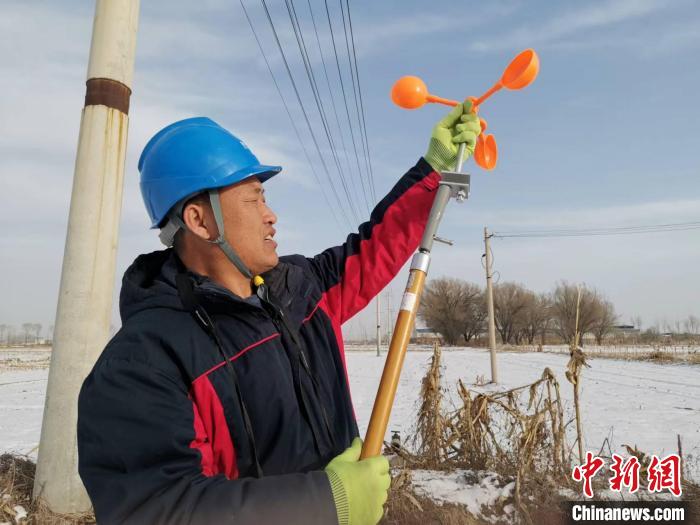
[{"x1": 77, "y1": 159, "x2": 440, "y2": 524}]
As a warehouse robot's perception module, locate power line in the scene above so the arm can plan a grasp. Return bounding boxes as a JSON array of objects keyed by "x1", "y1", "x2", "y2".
[
  {"x1": 323, "y1": 0, "x2": 370, "y2": 220},
  {"x1": 257, "y1": 0, "x2": 355, "y2": 229},
  {"x1": 306, "y1": 0, "x2": 370, "y2": 216},
  {"x1": 343, "y1": 0, "x2": 377, "y2": 203},
  {"x1": 284, "y1": 0, "x2": 363, "y2": 222},
  {"x1": 337, "y1": 0, "x2": 372, "y2": 213},
  {"x1": 493, "y1": 221, "x2": 700, "y2": 239},
  {"x1": 239, "y1": 0, "x2": 344, "y2": 231}
]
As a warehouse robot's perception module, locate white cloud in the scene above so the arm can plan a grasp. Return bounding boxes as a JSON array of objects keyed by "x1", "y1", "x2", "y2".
[
  {"x1": 469, "y1": 0, "x2": 676, "y2": 52},
  {"x1": 476, "y1": 198, "x2": 700, "y2": 230}
]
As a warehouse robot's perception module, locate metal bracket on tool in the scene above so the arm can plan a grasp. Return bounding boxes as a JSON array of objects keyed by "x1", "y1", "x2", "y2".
[
  {"x1": 439, "y1": 172, "x2": 471, "y2": 201},
  {"x1": 433, "y1": 235, "x2": 454, "y2": 246}
]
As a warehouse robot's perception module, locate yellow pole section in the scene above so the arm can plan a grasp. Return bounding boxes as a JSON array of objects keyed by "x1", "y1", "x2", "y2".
[{"x1": 361, "y1": 269, "x2": 426, "y2": 458}]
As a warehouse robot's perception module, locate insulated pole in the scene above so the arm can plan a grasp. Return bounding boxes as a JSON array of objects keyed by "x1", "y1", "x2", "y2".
[
  {"x1": 484, "y1": 227, "x2": 498, "y2": 383},
  {"x1": 376, "y1": 294, "x2": 381, "y2": 356},
  {"x1": 362, "y1": 146, "x2": 470, "y2": 459},
  {"x1": 33, "y1": 0, "x2": 140, "y2": 513}
]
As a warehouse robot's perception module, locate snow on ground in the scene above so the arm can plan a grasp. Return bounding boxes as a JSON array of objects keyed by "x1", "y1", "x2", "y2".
[
  {"x1": 1, "y1": 345, "x2": 698, "y2": 485},
  {"x1": 504, "y1": 344, "x2": 698, "y2": 359},
  {"x1": 346, "y1": 347, "x2": 700, "y2": 482},
  {"x1": 0, "y1": 347, "x2": 51, "y2": 371},
  {"x1": 410, "y1": 469, "x2": 515, "y2": 520},
  {"x1": 0, "y1": 368, "x2": 47, "y2": 457}
]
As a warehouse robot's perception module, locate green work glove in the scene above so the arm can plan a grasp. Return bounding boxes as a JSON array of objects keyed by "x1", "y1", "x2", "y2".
[
  {"x1": 325, "y1": 437, "x2": 391, "y2": 525},
  {"x1": 424, "y1": 99, "x2": 481, "y2": 173}
]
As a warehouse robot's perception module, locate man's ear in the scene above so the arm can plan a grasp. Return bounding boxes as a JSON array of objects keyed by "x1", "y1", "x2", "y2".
[{"x1": 182, "y1": 202, "x2": 214, "y2": 241}]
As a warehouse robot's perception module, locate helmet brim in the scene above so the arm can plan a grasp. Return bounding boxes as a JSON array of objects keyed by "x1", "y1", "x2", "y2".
[{"x1": 151, "y1": 163, "x2": 282, "y2": 229}]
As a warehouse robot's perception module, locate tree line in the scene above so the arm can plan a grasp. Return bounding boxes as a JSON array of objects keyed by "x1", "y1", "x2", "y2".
[
  {"x1": 418, "y1": 278, "x2": 620, "y2": 346},
  {"x1": 0, "y1": 323, "x2": 52, "y2": 345}
]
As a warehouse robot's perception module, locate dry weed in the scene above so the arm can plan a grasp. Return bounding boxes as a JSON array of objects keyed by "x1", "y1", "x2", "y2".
[
  {"x1": 0, "y1": 454, "x2": 94, "y2": 525},
  {"x1": 402, "y1": 342, "x2": 575, "y2": 524},
  {"x1": 413, "y1": 342, "x2": 448, "y2": 464},
  {"x1": 383, "y1": 468, "x2": 484, "y2": 525}
]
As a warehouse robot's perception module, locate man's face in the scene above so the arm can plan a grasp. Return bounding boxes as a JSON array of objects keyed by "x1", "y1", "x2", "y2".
[{"x1": 218, "y1": 177, "x2": 279, "y2": 275}]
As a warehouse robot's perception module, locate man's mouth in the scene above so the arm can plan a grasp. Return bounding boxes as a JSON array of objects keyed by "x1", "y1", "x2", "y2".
[{"x1": 264, "y1": 230, "x2": 277, "y2": 248}]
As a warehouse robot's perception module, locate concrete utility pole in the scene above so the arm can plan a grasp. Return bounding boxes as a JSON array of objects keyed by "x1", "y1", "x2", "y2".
[
  {"x1": 376, "y1": 293, "x2": 381, "y2": 356},
  {"x1": 484, "y1": 227, "x2": 499, "y2": 383},
  {"x1": 34, "y1": 0, "x2": 140, "y2": 513}
]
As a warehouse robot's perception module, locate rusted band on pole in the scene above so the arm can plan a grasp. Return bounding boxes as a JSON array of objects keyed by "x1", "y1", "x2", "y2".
[{"x1": 84, "y1": 78, "x2": 131, "y2": 114}]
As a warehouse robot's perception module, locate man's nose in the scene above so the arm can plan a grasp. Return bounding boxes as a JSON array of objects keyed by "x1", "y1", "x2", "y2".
[{"x1": 264, "y1": 204, "x2": 277, "y2": 225}]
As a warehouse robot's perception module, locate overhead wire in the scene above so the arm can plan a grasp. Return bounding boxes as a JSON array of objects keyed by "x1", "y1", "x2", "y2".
[
  {"x1": 257, "y1": 0, "x2": 355, "y2": 229},
  {"x1": 342, "y1": 0, "x2": 377, "y2": 203},
  {"x1": 283, "y1": 0, "x2": 365, "y2": 221},
  {"x1": 336, "y1": 0, "x2": 373, "y2": 213},
  {"x1": 238, "y1": 0, "x2": 344, "y2": 231},
  {"x1": 493, "y1": 221, "x2": 700, "y2": 239},
  {"x1": 305, "y1": 0, "x2": 370, "y2": 216},
  {"x1": 323, "y1": 0, "x2": 370, "y2": 219}
]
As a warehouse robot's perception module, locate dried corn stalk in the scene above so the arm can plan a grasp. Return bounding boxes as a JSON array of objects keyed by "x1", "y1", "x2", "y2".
[{"x1": 414, "y1": 342, "x2": 447, "y2": 464}]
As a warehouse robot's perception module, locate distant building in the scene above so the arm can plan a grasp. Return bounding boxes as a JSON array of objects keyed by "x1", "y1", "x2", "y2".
[
  {"x1": 414, "y1": 327, "x2": 441, "y2": 341},
  {"x1": 612, "y1": 325, "x2": 640, "y2": 338}
]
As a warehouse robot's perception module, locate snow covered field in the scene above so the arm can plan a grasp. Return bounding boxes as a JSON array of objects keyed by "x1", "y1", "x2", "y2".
[
  {"x1": 347, "y1": 347, "x2": 700, "y2": 483},
  {"x1": 1, "y1": 346, "x2": 698, "y2": 484},
  {"x1": 0, "y1": 348, "x2": 49, "y2": 456}
]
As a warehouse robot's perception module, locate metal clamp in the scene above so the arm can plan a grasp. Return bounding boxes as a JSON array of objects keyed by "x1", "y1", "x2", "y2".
[{"x1": 438, "y1": 171, "x2": 471, "y2": 201}]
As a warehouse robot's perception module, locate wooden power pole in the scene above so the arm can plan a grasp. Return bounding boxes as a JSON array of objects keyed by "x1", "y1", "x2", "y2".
[{"x1": 484, "y1": 227, "x2": 499, "y2": 383}]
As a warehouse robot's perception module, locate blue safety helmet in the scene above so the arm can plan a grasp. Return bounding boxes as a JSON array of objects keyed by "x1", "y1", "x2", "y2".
[{"x1": 139, "y1": 117, "x2": 282, "y2": 228}]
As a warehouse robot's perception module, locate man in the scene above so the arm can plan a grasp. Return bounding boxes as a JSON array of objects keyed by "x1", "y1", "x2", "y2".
[{"x1": 77, "y1": 101, "x2": 480, "y2": 524}]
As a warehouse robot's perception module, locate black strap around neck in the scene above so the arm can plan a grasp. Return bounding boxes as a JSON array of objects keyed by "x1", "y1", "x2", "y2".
[
  {"x1": 256, "y1": 283, "x2": 337, "y2": 452},
  {"x1": 176, "y1": 273, "x2": 264, "y2": 478}
]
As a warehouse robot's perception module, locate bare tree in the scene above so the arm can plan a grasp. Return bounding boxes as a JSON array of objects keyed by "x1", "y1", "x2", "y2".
[
  {"x1": 6, "y1": 326, "x2": 15, "y2": 345},
  {"x1": 631, "y1": 315, "x2": 643, "y2": 330},
  {"x1": 493, "y1": 282, "x2": 531, "y2": 344},
  {"x1": 463, "y1": 290, "x2": 487, "y2": 343},
  {"x1": 419, "y1": 277, "x2": 483, "y2": 345},
  {"x1": 22, "y1": 323, "x2": 33, "y2": 345},
  {"x1": 33, "y1": 323, "x2": 42, "y2": 344},
  {"x1": 551, "y1": 282, "x2": 602, "y2": 346},
  {"x1": 683, "y1": 315, "x2": 699, "y2": 335},
  {"x1": 592, "y1": 300, "x2": 617, "y2": 345},
  {"x1": 0, "y1": 324, "x2": 6, "y2": 345},
  {"x1": 662, "y1": 319, "x2": 672, "y2": 334},
  {"x1": 520, "y1": 292, "x2": 552, "y2": 344}
]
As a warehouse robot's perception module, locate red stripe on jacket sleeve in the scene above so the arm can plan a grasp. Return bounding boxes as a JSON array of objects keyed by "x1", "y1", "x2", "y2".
[
  {"x1": 189, "y1": 376, "x2": 239, "y2": 479},
  {"x1": 189, "y1": 396, "x2": 215, "y2": 477},
  {"x1": 323, "y1": 168, "x2": 440, "y2": 325}
]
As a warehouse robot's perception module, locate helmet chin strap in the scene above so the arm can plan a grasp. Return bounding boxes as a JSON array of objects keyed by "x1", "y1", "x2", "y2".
[
  {"x1": 161, "y1": 189, "x2": 261, "y2": 286},
  {"x1": 206, "y1": 189, "x2": 256, "y2": 282}
]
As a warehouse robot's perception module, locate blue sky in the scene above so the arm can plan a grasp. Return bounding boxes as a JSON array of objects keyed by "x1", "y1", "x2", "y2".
[{"x1": 1, "y1": 0, "x2": 699, "y2": 338}]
